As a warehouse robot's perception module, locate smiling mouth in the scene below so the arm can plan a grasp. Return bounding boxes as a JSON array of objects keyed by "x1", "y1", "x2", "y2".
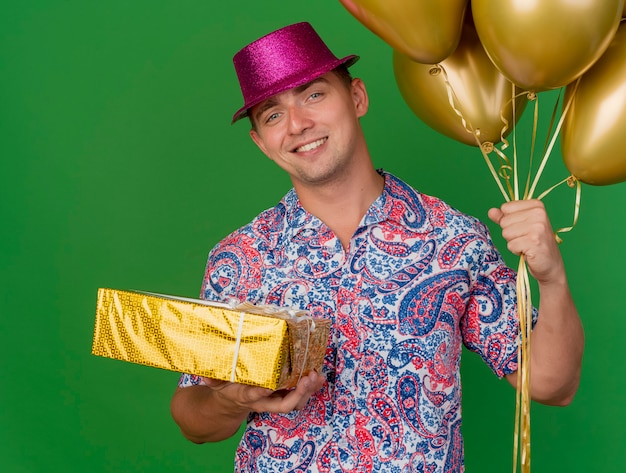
[{"x1": 294, "y1": 137, "x2": 327, "y2": 153}]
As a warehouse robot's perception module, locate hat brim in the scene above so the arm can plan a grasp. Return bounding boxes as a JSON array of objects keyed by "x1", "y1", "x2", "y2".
[{"x1": 231, "y1": 54, "x2": 360, "y2": 124}]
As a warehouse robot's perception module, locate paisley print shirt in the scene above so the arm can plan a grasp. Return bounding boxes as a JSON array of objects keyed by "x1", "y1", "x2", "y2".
[{"x1": 178, "y1": 172, "x2": 523, "y2": 472}]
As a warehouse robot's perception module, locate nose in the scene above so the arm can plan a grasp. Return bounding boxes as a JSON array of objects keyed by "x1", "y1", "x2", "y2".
[{"x1": 287, "y1": 104, "x2": 313, "y2": 135}]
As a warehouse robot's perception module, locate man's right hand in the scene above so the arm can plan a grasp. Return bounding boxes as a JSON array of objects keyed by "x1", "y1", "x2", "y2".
[
  {"x1": 201, "y1": 370, "x2": 325, "y2": 413},
  {"x1": 170, "y1": 370, "x2": 325, "y2": 443}
]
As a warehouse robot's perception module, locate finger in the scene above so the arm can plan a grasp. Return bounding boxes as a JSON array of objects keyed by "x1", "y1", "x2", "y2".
[
  {"x1": 200, "y1": 376, "x2": 227, "y2": 388},
  {"x1": 209, "y1": 381, "x2": 274, "y2": 407},
  {"x1": 253, "y1": 371, "x2": 324, "y2": 413},
  {"x1": 496, "y1": 200, "x2": 546, "y2": 227},
  {"x1": 500, "y1": 199, "x2": 544, "y2": 214},
  {"x1": 293, "y1": 371, "x2": 325, "y2": 399},
  {"x1": 498, "y1": 207, "x2": 553, "y2": 242}
]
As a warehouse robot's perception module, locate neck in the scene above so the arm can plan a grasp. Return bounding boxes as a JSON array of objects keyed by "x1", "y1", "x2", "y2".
[{"x1": 294, "y1": 164, "x2": 385, "y2": 250}]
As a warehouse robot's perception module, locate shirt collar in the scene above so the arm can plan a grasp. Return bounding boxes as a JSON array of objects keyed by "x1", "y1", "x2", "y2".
[
  {"x1": 282, "y1": 170, "x2": 433, "y2": 242},
  {"x1": 365, "y1": 171, "x2": 433, "y2": 234}
]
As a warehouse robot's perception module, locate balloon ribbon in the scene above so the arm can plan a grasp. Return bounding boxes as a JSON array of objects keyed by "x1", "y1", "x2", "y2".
[{"x1": 434, "y1": 65, "x2": 582, "y2": 473}]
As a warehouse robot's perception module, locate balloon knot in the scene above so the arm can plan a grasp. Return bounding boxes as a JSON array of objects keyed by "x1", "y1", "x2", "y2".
[
  {"x1": 428, "y1": 65, "x2": 442, "y2": 76},
  {"x1": 566, "y1": 175, "x2": 578, "y2": 188},
  {"x1": 527, "y1": 91, "x2": 537, "y2": 101},
  {"x1": 480, "y1": 141, "x2": 494, "y2": 154}
]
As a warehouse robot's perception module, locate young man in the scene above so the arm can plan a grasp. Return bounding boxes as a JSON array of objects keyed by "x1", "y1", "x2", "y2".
[{"x1": 170, "y1": 22, "x2": 583, "y2": 472}]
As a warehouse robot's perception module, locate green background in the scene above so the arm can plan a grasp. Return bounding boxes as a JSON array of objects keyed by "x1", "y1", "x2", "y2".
[{"x1": 2, "y1": 1, "x2": 624, "y2": 472}]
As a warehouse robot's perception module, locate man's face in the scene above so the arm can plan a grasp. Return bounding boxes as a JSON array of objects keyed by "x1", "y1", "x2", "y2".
[{"x1": 249, "y1": 71, "x2": 369, "y2": 188}]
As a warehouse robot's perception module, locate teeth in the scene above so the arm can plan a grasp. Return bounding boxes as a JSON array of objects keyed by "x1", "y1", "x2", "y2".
[{"x1": 296, "y1": 138, "x2": 326, "y2": 152}]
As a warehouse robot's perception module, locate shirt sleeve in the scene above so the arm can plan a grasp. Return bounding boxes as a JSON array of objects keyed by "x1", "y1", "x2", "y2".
[{"x1": 460, "y1": 220, "x2": 538, "y2": 378}]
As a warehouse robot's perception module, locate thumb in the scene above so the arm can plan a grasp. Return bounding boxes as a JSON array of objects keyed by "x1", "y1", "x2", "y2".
[{"x1": 487, "y1": 207, "x2": 503, "y2": 225}]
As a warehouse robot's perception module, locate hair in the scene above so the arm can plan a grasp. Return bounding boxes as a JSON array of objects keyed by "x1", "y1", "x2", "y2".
[
  {"x1": 248, "y1": 65, "x2": 355, "y2": 129},
  {"x1": 331, "y1": 64, "x2": 354, "y2": 89}
]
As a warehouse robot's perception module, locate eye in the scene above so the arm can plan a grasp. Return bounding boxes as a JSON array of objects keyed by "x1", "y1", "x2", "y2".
[
  {"x1": 265, "y1": 112, "x2": 280, "y2": 123},
  {"x1": 309, "y1": 92, "x2": 322, "y2": 100}
]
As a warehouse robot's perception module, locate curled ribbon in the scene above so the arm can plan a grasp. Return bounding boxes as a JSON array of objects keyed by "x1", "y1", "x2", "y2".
[{"x1": 431, "y1": 65, "x2": 583, "y2": 473}]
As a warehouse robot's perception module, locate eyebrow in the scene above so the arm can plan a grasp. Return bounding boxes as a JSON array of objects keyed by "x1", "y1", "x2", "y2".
[
  {"x1": 293, "y1": 76, "x2": 328, "y2": 95},
  {"x1": 253, "y1": 77, "x2": 330, "y2": 123}
]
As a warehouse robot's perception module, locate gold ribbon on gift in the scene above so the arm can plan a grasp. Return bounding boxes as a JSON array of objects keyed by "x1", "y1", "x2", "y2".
[{"x1": 92, "y1": 288, "x2": 331, "y2": 390}]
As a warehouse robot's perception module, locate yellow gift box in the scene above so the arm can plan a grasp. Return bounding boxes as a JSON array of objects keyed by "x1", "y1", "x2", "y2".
[{"x1": 91, "y1": 288, "x2": 331, "y2": 390}]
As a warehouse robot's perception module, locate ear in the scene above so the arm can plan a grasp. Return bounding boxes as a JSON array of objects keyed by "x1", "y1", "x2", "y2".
[
  {"x1": 350, "y1": 78, "x2": 369, "y2": 118},
  {"x1": 249, "y1": 128, "x2": 271, "y2": 159}
]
